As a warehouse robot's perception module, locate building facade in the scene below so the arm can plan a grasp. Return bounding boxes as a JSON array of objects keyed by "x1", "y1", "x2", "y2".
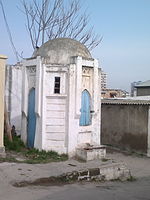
[
  {"x1": 135, "y1": 80, "x2": 150, "y2": 96},
  {"x1": 130, "y1": 81, "x2": 142, "y2": 97},
  {"x1": 21, "y1": 38, "x2": 101, "y2": 157},
  {"x1": 101, "y1": 71, "x2": 107, "y2": 89},
  {"x1": 101, "y1": 88, "x2": 129, "y2": 99}
]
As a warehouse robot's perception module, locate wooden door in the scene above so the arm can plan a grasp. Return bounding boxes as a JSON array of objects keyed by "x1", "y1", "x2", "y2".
[
  {"x1": 27, "y1": 88, "x2": 36, "y2": 148},
  {"x1": 79, "y1": 90, "x2": 91, "y2": 126}
]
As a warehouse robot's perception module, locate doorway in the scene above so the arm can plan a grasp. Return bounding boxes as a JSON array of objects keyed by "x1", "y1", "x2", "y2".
[
  {"x1": 27, "y1": 88, "x2": 36, "y2": 148},
  {"x1": 79, "y1": 90, "x2": 91, "y2": 126}
]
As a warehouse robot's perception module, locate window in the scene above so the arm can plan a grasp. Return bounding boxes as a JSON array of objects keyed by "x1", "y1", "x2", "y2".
[
  {"x1": 79, "y1": 90, "x2": 91, "y2": 126},
  {"x1": 54, "y1": 77, "x2": 60, "y2": 94}
]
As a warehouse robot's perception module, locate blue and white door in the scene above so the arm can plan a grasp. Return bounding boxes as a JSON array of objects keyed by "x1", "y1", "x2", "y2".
[
  {"x1": 79, "y1": 90, "x2": 91, "y2": 126},
  {"x1": 27, "y1": 88, "x2": 36, "y2": 148}
]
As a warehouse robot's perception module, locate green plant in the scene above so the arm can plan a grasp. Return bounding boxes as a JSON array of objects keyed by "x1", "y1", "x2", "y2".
[
  {"x1": 127, "y1": 175, "x2": 136, "y2": 182},
  {"x1": 24, "y1": 149, "x2": 68, "y2": 164},
  {"x1": 4, "y1": 135, "x2": 68, "y2": 163},
  {"x1": 0, "y1": 156, "x2": 18, "y2": 163},
  {"x1": 4, "y1": 135, "x2": 25, "y2": 152},
  {"x1": 101, "y1": 158, "x2": 109, "y2": 162}
]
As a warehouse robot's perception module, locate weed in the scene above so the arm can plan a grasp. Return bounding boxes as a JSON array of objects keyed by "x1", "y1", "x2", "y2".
[
  {"x1": 127, "y1": 175, "x2": 136, "y2": 182},
  {"x1": 4, "y1": 135, "x2": 25, "y2": 152},
  {"x1": 4, "y1": 136, "x2": 68, "y2": 164},
  {"x1": 24, "y1": 149, "x2": 68, "y2": 164},
  {"x1": 101, "y1": 158, "x2": 109, "y2": 162},
  {"x1": 0, "y1": 156, "x2": 18, "y2": 163}
]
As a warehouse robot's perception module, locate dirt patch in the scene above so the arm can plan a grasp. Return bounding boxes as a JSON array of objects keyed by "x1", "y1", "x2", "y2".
[{"x1": 12, "y1": 176, "x2": 71, "y2": 187}]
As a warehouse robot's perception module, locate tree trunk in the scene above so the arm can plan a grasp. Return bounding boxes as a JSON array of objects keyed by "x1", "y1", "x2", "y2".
[{"x1": 4, "y1": 101, "x2": 12, "y2": 142}]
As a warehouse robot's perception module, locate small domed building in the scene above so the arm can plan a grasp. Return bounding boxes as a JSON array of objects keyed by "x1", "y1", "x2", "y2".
[{"x1": 21, "y1": 38, "x2": 101, "y2": 157}]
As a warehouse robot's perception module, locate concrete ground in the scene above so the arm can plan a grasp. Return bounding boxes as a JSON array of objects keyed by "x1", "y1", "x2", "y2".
[
  {"x1": 107, "y1": 151, "x2": 150, "y2": 178},
  {"x1": 0, "y1": 151, "x2": 150, "y2": 200}
]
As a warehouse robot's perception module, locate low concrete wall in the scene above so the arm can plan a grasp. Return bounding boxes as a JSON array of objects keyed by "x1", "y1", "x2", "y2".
[
  {"x1": 13, "y1": 163, "x2": 131, "y2": 187},
  {"x1": 101, "y1": 104, "x2": 149, "y2": 154}
]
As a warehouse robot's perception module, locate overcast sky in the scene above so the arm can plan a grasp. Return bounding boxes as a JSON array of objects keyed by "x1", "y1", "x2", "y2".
[{"x1": 0, "y1": 0, "x2": 150, "y2": 92}]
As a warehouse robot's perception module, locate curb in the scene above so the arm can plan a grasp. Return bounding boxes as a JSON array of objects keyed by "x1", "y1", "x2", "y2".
[{"x1": 13, "y1": 163, "x2": 131, "y2": 187}]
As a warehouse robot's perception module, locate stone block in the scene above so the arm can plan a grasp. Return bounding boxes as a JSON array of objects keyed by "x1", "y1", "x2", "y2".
[
  {"x1": 0, "y1": 147, "x2": 6, "y2": 158},
  {"x1": 88, "y1": 168, "x2": 100, "y2": 176},
  {"x1": 76, "y1": 145, "x2": 106, "y2": 161},
  {"x1": 79, "y1": 170, "x2": 88, "y2": 176}
]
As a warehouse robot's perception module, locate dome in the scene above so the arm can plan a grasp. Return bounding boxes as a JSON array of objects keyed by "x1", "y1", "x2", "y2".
[{"x1": 33, "y1": 38, "x2": 92, "y2": 64}]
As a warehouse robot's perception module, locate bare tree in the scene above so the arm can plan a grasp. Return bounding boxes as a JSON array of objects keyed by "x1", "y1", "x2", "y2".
[
  {"x1": 21, "y1": 0, "x2": 101, "y2": 50},
  {"x1": 4, "y1": 102, "x2": 12, "y2": 142}
]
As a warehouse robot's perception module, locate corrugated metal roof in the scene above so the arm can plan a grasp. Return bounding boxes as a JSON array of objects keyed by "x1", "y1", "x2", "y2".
[
  {"x1": 101, "y1": 98, "x2": 150, "y2": 105},
  {"x1": 135, "y1": 80, "x2": 150, "y2": 87}
]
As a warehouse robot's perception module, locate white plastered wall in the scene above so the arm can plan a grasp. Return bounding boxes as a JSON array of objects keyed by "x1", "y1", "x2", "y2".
[
  {"x1": 41, "y1": 64, "x2": 68, "y2": 154},
  {"x1": 21, "y1": 55, "x2": 101, "y2": 156},
  {"x1": 21, "y1": 57, "x2": 41, "y2": 146},
  {"x1": 34, "y1": 57, "x2": 43, "y2": 149},
  {"x1": 67, "y1": 56, "x2": 101, "y2": 157},
  {"x1": 5, "y1": 64, "x2": 22, "y2": 135}
]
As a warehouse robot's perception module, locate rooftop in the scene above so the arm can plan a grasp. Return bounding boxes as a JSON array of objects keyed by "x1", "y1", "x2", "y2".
[
  {"x1": 135, "y1": 80, "x2": 150, "y2": 87},
  {"x1": 33, "y1": 38, "x2": 92, "y2": 64},
  {"x1": 102, "y1": 97, "x2": 150, "y2": 105}
]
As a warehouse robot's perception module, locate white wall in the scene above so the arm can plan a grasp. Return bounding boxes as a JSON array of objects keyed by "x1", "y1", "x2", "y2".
[
  {"x1": 21, "y1": 56, "x2": 101, "y2": 157},
  {"x1": 67, "y1": 57, "x2": 101, "y2": 157},
  {"x1": 42, "y1": 65, "x2": 68, "y2": 153},
  {"x1": 5, "y1": 64, "x2": 22, "y2": 135}
]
